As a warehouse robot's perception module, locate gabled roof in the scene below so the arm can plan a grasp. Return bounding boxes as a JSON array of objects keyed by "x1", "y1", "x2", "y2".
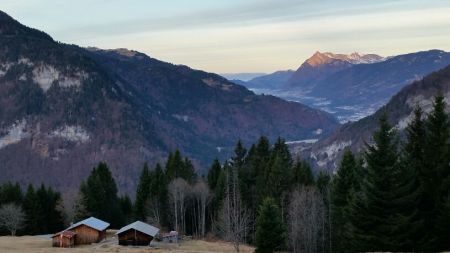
[
  {"x1": 116, "y1": 221, "x2": 159, "y2": 237},
  {"x1": 67, "y1": 217, "x2": 110, "y2": 231},
  {"x1": 52, "y1": 230, "x2": 76, "y2": 238}
]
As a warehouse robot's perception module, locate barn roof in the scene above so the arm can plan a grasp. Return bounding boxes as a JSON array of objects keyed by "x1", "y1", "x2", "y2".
[
  {"x1": 67, "y1": 217, "x2": 110, "y2": 231},
  {"x1": 52, "y1": 230, "x2": 76, "y2": 238},
  {"x1": 116, "y1": 221, "x2": 159, "y2": 237}
]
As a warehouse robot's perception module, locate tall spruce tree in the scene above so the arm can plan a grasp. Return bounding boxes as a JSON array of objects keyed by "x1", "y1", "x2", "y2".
[
  {"x1": 22, "y1": 184, "x2": 40, "y2": 235},
  {"x1": 181, "y1": 157, "x2": 197, "y2": 182},
  {"x1": 35, "y1": 185, "x2": 64, "y2": 234},
  {"x1": 238, "y1": 144, "x2": 257, "y2": 220},
  {"x1": 134, "y1": 163, "x2": 151, "y2": 220},
  {"x1": 401, "y1": 106, "x2": 429, "y2": 249},
  {"x1": 207, "y1": 159, "x2": 222, "y2": 191},
  {"x1": 165, "y1": 150, "x2": 184, "y2": 181},
  {"x1": 149, "y1": 163, "x2": 168, "y2": 227},
  {"x1": 254, "y1": 137, "x2": 272, "y2": 205},
  {"x1": 119, "y1": 195, "x2": 133, "y2": 224},
  {"x1": 348, "y1": 114, "x2": 417, "y2": 251},
  {"x1": 0, "y1": 182, "x2": 23, "y2": 205},
  {"x1": 292, "y1": 160, "x2": 314, "y2": 186},
  {"x1": 331, "y1": 149, "x2": 359, "y2": 252},
  {"x1": 425, "y1": 95, "x2": 450, "y2": 250},
  {"x1": 79, "y1": 162, "x2": 124, "y2": 227},
  {"x1": 21, "y1": 184, "x2": 64, "y2": 235},
  {"x1": 255, "y1": 197, "x2": 286, "y2": 253},
  {"x1": 265, "y1": 138, "x2": 292, "y2": 202}
]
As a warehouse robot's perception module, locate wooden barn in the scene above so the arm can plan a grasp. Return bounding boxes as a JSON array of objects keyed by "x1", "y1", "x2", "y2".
[
  {"x1": 116, "y1": 221, "x2": 159, "y2": 246},
  {"x1": 66, "y1": 217, "x2": 110, "y2": 245},
  {"x1": 51, "y1": 231, "x2": 76, "y2": 248}
]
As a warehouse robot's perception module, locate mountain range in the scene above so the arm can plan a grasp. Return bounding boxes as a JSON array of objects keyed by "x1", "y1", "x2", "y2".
[
  {"x1": 234, "y1": 50, "x2": 450, "y2": 122},
  {"x1": 0, "y1": 11, "x2": 339, "y2": 194},
  {"x1": 296, "y1": 63, "x2": 450, "y2": 170}
]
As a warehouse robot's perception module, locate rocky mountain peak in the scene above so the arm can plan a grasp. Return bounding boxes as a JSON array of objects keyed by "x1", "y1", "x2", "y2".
[
  {"x1": 305, "y1": 51, "x2": 385, "y2": 67},
  {"x1": 305, "y1": 51, "x2": 336, "y2": 67}
]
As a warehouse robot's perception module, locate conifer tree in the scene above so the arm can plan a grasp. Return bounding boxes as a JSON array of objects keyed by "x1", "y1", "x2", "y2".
[
  {"x1": 331, "y1": 149, "x2": 359, "y2": 252},
  {"x1": 148, "y1": 163, "x2": 168, "y2": 227},
  {"x1": 348, "y1": 114, "x2": 415, "y2": 251},
  {"x1": 401, "y1": 106, "x2": 429, "y2": 249},
  {"x1": 0, "y1": 182, "x2": 23, "y2": 205},
  {"x1": 181, "y1": 157, "x2": 197, "y2": 182},
  {"x1": 207, "y1": 159, "x2": 222, "y2": 191},
  {"x1": 435, "y1": 195, "x2": 450, "y2": 249},
  {"x1": 22, "y1": 184, "x2": 39, "y2": 235},
  {"x1": 238, "y1": 144, "x2": 257, "y2": 217},
  {"x1": 231, "y1": 140, "x2": 247, "y2": 169},
  {"x1": 265, "y1": 138, "x2": 292, "y2": 201},
  {"x1": 254, "y1": 137, "x2": 272, "y2": 205},
  {"x1": 79, "y1": 162, "x2": 123, "y2": 227},
  {"x1": 134, "y1": 163, "x2": 151, "y2": 220},
  {"x1": 255, "y1": 197, "x2": 286, "y2": 253},
  {"x1": 211, "y1": 164, "x2": 227, "y2": 217},
  {"x1": 424, "y1": 95, "x2": 450, "y2": 249},
  {"x1": 119, "y1": 195, "x2": 133, "y2": 224},
  {"x1": 316, "y1": 171, "x2": 331, "y2": 194},
  {"x1": 292, "y1": 160, "x2": 314, "y2": 186},
  {"x1": 165, "y1": 150, "x2": 184, "y2": 181},
  {"x1": 36, "y1": 185, "x2": 64, "y2": 233}
]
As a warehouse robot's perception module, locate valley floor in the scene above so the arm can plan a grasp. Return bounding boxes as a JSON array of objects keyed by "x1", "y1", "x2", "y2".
[{"x1": 0, "y1": 234, "x2": 255, "y2": 253}]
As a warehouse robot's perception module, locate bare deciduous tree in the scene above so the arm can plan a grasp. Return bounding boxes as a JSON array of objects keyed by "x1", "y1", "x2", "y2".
[
  {"x1": 0, "y1": 203, "x2": 26, "y2": 236},
  {"x1": 168, "y1": 178, "x2": 190, "y2": 234},
  {"x1": 288, "y1": 186, "x2": 325, "y2": 253},
  {"x1": 145, "y1": 196, "x2": 163, "y2": 228},
  {"x1": 217, "y1": 167, "x2": 250, "y2": 253},
  {"x1": 192, "y1": 180, "x2": 211, "y2": 237}
]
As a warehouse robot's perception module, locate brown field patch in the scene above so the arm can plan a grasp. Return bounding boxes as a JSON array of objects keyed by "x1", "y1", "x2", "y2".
[{"x1": 0, "y1": 235, "x2": 255, "y2": 253}]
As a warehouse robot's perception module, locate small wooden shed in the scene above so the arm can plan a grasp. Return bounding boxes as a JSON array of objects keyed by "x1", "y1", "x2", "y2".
[
  {"x1": 66, "y1": 217, "x2": 110, "y2": 245},
  {"x1": 161, "y1": 231, "x2": 179, "y2": 243},
  {"x1": 117, "y1": 221, "x2": 159, "y2": 246},
  {"x1": 52, "y1": 230, "x2": 76, "y2": 248}
]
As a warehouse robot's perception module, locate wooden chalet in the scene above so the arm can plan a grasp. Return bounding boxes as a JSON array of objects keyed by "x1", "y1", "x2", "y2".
[
  {"x1": 116, "y1": 221, "x2": 159, "y2": 246},
  {"x1": 51, "y1": 230, "x2": 76, "y2": 248},
  {"x1": 66, "y1": 217, "x2": 110, "y2": 245}
]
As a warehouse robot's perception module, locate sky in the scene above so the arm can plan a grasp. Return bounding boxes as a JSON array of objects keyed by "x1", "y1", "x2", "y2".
[{"x1": 2, "y1": 0, "x2": 450, "y2": 73}]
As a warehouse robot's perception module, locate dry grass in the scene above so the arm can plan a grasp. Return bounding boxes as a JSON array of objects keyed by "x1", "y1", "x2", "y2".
[{"x1": 0, "y1": 235, "x2": 255, "y2": 253}]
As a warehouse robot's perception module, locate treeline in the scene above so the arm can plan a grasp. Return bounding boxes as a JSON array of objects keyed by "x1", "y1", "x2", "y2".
[
  {"x1": 73, "y1": 150, "x2": 198, "y2": 231},
  {"x1": 332, "y1": 95, "x2": 450, "y2": 252},
  {"x1": 108, "y1": 136, "x2": 334, "y2": 252},
  {"x1": 0, "y1": 182, "x2": 64, "y2": 236}
]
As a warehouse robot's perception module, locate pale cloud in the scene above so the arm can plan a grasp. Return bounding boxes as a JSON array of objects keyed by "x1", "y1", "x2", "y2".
[{"x1": 2, "y1": 0, "x2": 450, "y2": 73}]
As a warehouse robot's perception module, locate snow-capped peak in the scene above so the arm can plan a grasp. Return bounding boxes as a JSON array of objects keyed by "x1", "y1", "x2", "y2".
[{"x1": 307, "y1": 51, "x2": 385, "y2": 66}]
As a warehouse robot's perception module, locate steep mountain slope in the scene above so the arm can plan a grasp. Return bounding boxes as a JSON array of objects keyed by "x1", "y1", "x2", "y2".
[
  {"x1": 0, "y1": 11, "x2": 339, "y2": 194},
  {"x1": 302, "y1": 64, "x2": 450, "y2": 170}
]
